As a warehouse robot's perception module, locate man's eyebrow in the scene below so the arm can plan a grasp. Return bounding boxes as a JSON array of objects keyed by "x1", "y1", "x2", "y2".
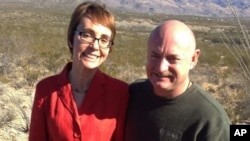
[{"x1": 151, "y1": 50, "x2": 161, "y2": 55}]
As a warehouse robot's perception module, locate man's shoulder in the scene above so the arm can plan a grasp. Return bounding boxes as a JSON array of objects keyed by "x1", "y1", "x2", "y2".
[
  {"x1": 190, "y1": 83, "x2": 231, "y2": 123},
  {"x1": 129, "y1": 79, "x2": 153, "y2": 93},
  {"x1": 130, "y1": 79, "x2": 149, "y2": 87}
]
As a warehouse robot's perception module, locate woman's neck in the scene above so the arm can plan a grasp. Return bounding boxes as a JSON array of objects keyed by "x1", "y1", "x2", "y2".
[{"x1": 69, "y1": 65, "x2": 97, "y2": 94}]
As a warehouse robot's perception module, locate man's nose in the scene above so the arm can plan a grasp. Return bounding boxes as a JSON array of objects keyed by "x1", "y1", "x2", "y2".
[{"x1": 156, "y1": 58, "x2": 170, "y2": 72}]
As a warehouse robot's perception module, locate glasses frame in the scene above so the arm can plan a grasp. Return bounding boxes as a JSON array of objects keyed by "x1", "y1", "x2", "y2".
[{"x1": 74, "y1": 31, "x2": 113, "y2": 49}]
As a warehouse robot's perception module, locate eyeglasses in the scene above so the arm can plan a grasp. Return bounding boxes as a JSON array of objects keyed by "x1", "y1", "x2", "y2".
[{"x1": 74, "y1": 31, "x2": 113, "y2": 49}]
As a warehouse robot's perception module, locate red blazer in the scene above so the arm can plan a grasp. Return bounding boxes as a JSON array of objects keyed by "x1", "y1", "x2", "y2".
[{"x1": 29, "y1": 63, "x2": 129, "y2": 141}]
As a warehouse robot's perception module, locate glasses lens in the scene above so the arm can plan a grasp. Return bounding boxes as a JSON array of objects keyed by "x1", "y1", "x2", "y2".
[
  {"x1": 99, "y1": 38, "x2": 110, "y2": 48},
  {"x1": 80, "y1": 32, "x2": 93, "y2": 43},
  {"x1": 77, "y1": 31, "x2": 111, "y2": 48}
]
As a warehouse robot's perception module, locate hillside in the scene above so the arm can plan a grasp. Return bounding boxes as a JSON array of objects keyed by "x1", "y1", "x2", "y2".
[{"x1": 0, "y1": 0, "x2": 250, "y2": 16}]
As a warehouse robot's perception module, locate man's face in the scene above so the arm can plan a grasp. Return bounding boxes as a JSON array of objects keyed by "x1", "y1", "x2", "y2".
[{"x1": 146, "y1": 28, "x2": 193, "y2": 97}]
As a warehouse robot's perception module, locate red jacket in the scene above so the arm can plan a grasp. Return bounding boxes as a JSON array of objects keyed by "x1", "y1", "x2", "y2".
[{"x1": 29, "y1": 63, "x2": 129, "y2": 141}]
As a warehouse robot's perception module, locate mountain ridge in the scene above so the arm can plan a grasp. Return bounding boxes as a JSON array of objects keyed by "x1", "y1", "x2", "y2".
[{"x1": 1, "y1": 0, "x2": 250, "y2": 17}]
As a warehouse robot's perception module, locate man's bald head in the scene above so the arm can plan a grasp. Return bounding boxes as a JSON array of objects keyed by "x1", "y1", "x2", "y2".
[{"x1": 148, "y1": 20, "x2": 196, "y2": 56}]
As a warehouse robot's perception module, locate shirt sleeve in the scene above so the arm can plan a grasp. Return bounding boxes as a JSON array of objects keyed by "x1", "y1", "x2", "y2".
[
  {"x1": 112, "y1": 87, "x2": 129, "y2": 141},
  {"x1": 29, "y1": 83, "x2": 48, "y2": 141},
  {"x1": 200, "y1": 121, "x2": 230, "y2": 141}
]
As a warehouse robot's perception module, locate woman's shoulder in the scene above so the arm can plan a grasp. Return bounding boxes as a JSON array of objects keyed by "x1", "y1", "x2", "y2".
[
  {"x1": 36, "y1": 74, "x2": 59, "y2": 87},
  {"x1": 36, "y1": 63, "x2": 70, "y2": 89},
  {"x1": 35, "y1": 74, "x2": 64, "y2": 94}
]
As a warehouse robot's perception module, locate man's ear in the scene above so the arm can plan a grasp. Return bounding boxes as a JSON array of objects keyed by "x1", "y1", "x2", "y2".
[{"x1": 190, "y1": 49, "x2": 200, "y2": 70}]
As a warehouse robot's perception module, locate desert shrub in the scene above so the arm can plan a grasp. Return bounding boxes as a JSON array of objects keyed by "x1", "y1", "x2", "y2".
[
  {"x1": 218, "y1": 1, "x2": 250, "y2": 123},
  {"x1": 0, "y1": 111, "x2": 16, "y2": 128}
]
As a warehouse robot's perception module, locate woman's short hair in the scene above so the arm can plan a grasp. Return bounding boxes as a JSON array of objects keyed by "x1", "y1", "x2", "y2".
[{"x1": 67, "y1": 1, "x2": 116, "y2": 54}]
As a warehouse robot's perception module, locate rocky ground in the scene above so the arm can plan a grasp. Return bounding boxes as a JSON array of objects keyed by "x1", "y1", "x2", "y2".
[{"x1": 0, "y1": 83, "x2": 33, "y2": 141}]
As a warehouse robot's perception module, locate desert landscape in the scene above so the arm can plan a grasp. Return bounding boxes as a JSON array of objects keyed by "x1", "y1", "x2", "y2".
[{"x1": 0, "y1": 1, "x2": 250, "y2": 141}]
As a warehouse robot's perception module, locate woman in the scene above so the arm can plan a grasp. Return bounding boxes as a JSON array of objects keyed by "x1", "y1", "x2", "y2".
[{"x1": 29, "y1": 2, "x2": 129, "y2": 141}]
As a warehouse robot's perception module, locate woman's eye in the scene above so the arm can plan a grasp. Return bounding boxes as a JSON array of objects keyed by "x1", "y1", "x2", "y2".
[
  {"x1": 100, "y1": 38, "x2": 109, "y2": 43},
  {"x1": 81, "y1": 32, "x2": 92, "y2": 38}
]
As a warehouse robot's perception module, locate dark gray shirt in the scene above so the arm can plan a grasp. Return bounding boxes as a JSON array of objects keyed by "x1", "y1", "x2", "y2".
[{"x1": 125, "y1": 79, "x2": 231, "y2": 141}]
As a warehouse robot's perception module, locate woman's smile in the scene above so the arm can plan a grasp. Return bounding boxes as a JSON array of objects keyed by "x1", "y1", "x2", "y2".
[{"x1": 81, "y1": 52, "x2": 100, "y2": 61}]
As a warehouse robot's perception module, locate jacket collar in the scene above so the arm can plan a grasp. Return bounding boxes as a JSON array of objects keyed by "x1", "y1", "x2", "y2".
[{"x1": 56, "y1": 62, "x2": 106, "y2": 116}]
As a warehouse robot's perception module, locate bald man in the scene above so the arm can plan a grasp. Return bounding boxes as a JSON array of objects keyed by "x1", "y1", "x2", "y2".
[{"x1": 125, "y1": 20, "x2": 231, "y2": 141}]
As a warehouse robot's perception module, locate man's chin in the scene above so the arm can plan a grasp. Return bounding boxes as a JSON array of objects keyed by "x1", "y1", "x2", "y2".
[
  {"x1": 153, "y1": 81, "x2": 170, "y2": 90},
  {"x1": 153, "y1": 79, "x2": 170, "y2": 86}
]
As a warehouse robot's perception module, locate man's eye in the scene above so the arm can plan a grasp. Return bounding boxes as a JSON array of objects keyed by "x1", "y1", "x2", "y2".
[
  {"x1": 168, "y1": 58, "x2": 180, "y2": 63},
  {"x1": 150, "y1": 54, "x2": 159, "y2": 58}
]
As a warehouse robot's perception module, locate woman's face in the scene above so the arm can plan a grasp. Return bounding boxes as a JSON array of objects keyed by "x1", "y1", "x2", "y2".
[{"x1": 72, "y1": 17, "x2": 112, "y2": 70}]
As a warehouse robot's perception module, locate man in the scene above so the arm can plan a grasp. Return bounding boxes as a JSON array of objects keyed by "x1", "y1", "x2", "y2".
[{"x1": 125, "y1": 20, "x2": 231, "y2": 141}]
